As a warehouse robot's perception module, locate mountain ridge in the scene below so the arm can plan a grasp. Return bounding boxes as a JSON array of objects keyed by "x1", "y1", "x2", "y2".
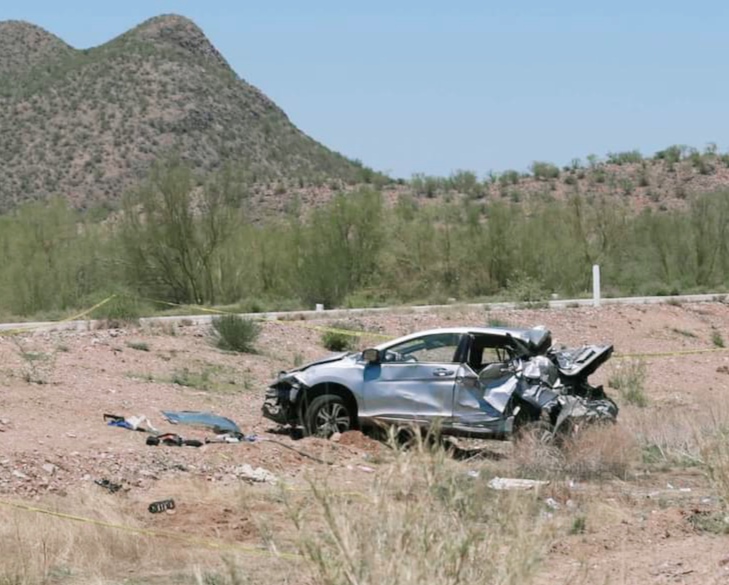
[{"x1": 0, "y1": 14, "x2": 364, "y2": 211}]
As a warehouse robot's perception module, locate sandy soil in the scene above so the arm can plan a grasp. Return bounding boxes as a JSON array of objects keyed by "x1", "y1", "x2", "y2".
[{"x1": 1, "y1": 301, "x2": 729, "y2": 584}]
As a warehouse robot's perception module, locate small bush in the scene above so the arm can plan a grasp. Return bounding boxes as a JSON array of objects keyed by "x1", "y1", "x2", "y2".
[
  {"x1": 211, "y1": 315, "x2": 260, "y2": 353},
  {"x1": 321, "y1": 321, "x2": 359, "y2": 352},
  {"x1": 91, "y1": 294, "x2": 147, "y2": 325},
  {"x1": 712, "y1": 330, "x2": 725, "y2": 348},
  {"x1": 608, "y1": 360, "x2": 648, "y2": 407},
  {"x1": 570, "y1": 515, "x2": 587, "y2": 534},
  {"x1": 126, "y1": 341, "x2": 150, "y2": 352},
  {"x1": 506, "y1": 271, "x2": 548, "y2": 303}
]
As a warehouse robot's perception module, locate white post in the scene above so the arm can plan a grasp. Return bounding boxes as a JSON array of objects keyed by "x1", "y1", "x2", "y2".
[
  {"x1": 315, "y1": 303, "x2": 324, "y2": 312},
  {"x1": 592, "y1": 265, "x2": 601, "y2": 307}
]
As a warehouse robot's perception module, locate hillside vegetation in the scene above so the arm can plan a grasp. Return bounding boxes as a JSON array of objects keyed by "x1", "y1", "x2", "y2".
[
  {"x1": 0, "y1": 159, "x2": 727, "y2": 319},
  {"x1": 0, "y1": 15, "x2": 368, "y2": 211}
]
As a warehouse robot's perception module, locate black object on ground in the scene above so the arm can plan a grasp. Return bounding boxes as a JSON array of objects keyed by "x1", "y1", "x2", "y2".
[
  {"x1": 95, "y1": 479, "x2": 122, "y2": 493},
  {"x1": 146, "y1": 433, "x2": 202, "y2": 447},
  {"x1": 148, "y1": 499, "x2": 176, "y2": 514}
]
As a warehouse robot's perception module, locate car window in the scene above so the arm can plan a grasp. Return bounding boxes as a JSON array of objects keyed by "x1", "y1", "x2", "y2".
[
  {"x1": 468, "y1": 334, "x2": 514, "y2": 371},
  {"x1": 383, "y1": 333, "x2": 462, "y2": 364}
]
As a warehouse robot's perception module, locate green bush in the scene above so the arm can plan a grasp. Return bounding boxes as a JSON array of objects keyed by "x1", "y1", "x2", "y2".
[
  {"x1": 91, "y1": 294, "x2": 147, "y2": 324},
  {"x1": 712, "y1": 330, "x2": 725, "y2": 348},
  {"x1": 212, "y1": 314, "x2": 260, "y2": 353},
  {"x1": 321, "y1": 322, "x2": 359, "y2": 352},
  {"x1": 530, "y1": 161, "x2": 560, "y2": 180}
]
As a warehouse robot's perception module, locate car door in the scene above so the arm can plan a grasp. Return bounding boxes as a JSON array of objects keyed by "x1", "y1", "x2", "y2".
[
  {"x1": 362, "y1": 332, "x2": 464, "y2": 427},
  {"x1": 451, "y1": 335, "x2": 517, "y2": 434}
]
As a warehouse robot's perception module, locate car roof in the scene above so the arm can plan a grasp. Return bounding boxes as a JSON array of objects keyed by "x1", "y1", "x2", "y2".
[{"x1": 374, "y1": 326, "x2": 549, "y2": 350}]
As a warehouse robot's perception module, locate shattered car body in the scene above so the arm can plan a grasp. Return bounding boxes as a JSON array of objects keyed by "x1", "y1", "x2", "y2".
[{"x1": 262, "y1": 326, "x2": 618, "y2": 438}]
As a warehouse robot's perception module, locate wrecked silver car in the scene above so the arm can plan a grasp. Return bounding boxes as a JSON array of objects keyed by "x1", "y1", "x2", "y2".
[{"x1": 262, "y1": 326, "x2": 618, "y2": 439}]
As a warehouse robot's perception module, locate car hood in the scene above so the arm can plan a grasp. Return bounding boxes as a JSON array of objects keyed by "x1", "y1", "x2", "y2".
[{"x1": 283, "y1": 352, "x2": 351, "y2": 375}]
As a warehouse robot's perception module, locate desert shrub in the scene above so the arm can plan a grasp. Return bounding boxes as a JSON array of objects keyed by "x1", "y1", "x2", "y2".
[
  {"x1": 506, "y1": 271, "x2": 548, "y2": 304},
  {"x1": 608, "y1": 360, "x2": 648, "y2": 408},
  {"x1": 607, "y1": 150, "x2": 643, "y2": 165},
  {"x1": 211, "y1": 314, "x2": 260, "y2": 353},
  {"x1": 608, "y1": 360, "x2": 648, "y2": 407},
  {"x1": 499, "y1": 169, "x2": 521, "y2": 186},
  {"x1": 712, "y1": 330, "x2": 725, "y2": 348},
  {"x1": 321, "y1": 321, "x2": 359, "y2": 352},
  {"x1": 91, "y1": 293, "x2": 147, "y2": 325},
  {"x1": 530, "y1": 161, "x2": 560, "y2": 180},
  {"x1": 126, "y1": 341, "x2": 149, "y2": 351}
]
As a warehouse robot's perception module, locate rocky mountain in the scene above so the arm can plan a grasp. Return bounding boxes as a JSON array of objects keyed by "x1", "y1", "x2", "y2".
[{"x1": 0, "y1": 14, "x2": 364, "y2": 210}]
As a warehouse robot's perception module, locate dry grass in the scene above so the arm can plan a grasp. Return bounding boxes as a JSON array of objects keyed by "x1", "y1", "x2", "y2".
[
  {"x1": 287, "y1": 436, "x2": 556, "y2": 585},
  {"x1": 0, "y1": 490, "x2": 175, "y2": 584},
  {"x1": 512, "y1": 424, "x2": 638, "y2": 481}
]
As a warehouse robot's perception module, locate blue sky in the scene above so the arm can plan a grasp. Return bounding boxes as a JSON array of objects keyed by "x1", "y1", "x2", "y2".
[{"x1": 3, "y1": 1, "x2": 729, "y2": 178}]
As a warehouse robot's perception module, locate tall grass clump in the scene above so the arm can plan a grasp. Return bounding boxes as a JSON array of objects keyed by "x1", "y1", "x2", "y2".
[
  {"x1": 212, "y1": 314, "x2": 260, "y2": 353},
  {"x1": 608, "y1": 360, "x2": 648, "y2": 407},
  {"x1": 288, "y1": 435, "x2": 554, "y2": 585}
]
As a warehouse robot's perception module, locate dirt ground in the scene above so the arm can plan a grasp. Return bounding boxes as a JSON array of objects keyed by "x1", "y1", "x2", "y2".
[{"x1": 1, "y1": 301, "x2": 729, "y2": 584}]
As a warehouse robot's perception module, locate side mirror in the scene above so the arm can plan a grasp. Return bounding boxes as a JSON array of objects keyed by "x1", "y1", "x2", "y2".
[{"x1": 362, "y1": 348, "x2": 381, "y2": 364}]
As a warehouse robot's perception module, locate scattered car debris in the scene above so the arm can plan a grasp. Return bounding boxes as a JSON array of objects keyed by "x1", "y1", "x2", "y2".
[
  {"x1": 146, "y1": 433, "x2": 202, "y2": 447},
  {"x1": 487, "y1": 477, "x2": 550, "y2": 491},
  {"x1": 104, "y1": 413, "x2": 158, "y2": 433},
  {"x1": 162, "y1": 411, "x2": 241, "y2": 434},
  {"x1": 95, "y1": 479, "x2": 122, "y2": 493},
  {"x1": 232, "y1": 464, "x2": 278, "y2": 484},
  {"x1": 148, "y1": 498, "x2": 176, "y2": 514},
  {"x1": 263, "y1": 325, "x2": 618, "y2": 440},
  {"x1": 205, "y1": 432, "x2": 256, "y2": 444}
]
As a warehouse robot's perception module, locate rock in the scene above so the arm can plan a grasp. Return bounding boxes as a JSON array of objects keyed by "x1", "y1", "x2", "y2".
[
  {"x1": 12, "y1": 470, "x2": 29, "y2": 480},
  {"x1": 42, "y1": 463, "x2": 57, "y2": 476}
]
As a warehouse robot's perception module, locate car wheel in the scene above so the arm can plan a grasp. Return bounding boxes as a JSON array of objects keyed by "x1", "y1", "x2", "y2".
[
  {"x1": 305, "y1": 395, "x2": 353, "y2": 438},
  {"x1": 514, "y1": 420, "x2": 555, "y2": 446}
]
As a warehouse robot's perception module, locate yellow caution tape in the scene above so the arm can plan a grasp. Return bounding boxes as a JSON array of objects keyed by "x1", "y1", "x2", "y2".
[
  {"x1": 0, "y1": 497, "x2": 302, "y2": 561},
  {"x1": 137, "y1": 296, "x2": 235, "y2": 315},
  {"x1": 280, "y1": 321, "x2": 393, "y2": 341},
  {"x1": 614, "y1": 347, "x2": 729, "y2": 359},
  {"x1": 0, "y1": 294, "x2": 117, "y2": 337}
]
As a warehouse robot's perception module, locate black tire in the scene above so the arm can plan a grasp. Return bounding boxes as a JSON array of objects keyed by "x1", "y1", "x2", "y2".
[{"x1": 304, "y1": 394, "x2": 354, "y2": 438}]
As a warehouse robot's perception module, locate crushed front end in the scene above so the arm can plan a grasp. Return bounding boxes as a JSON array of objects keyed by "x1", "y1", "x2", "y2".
[{"x1": 262, "y1": 374, "x2": 305, "y2": 426}]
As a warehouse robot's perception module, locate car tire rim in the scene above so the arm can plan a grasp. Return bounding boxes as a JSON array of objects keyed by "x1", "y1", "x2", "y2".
[{"x1": 315, "y1": 402, "x2": 350, "y2": 436}]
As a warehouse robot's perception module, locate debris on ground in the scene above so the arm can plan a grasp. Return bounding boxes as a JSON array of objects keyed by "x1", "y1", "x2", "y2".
[
  {"x1": 95, "y1": 479, "x2": 122, "y2": 493},
  {"x1": 205, "y1": 432, "x2": 257, "y2": 444},
  {"x1": 104, "y1": 413, "x2": 158, "y2": 433},
  {"x1": 232, "y1": 464, "x2": 278, "y2": 484},
  {"x1": 148, "y1": 498, "x2": 176, "y2": 514},
  {"x1": 145, "y1": 433, "x2": 202, "y2": 448},
  {"x1": 487, "y1": 477, "x2": 550, "y2": 491},
  {"x1": 162, "y1": 411, "x2": 241, "y2": 434}
]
